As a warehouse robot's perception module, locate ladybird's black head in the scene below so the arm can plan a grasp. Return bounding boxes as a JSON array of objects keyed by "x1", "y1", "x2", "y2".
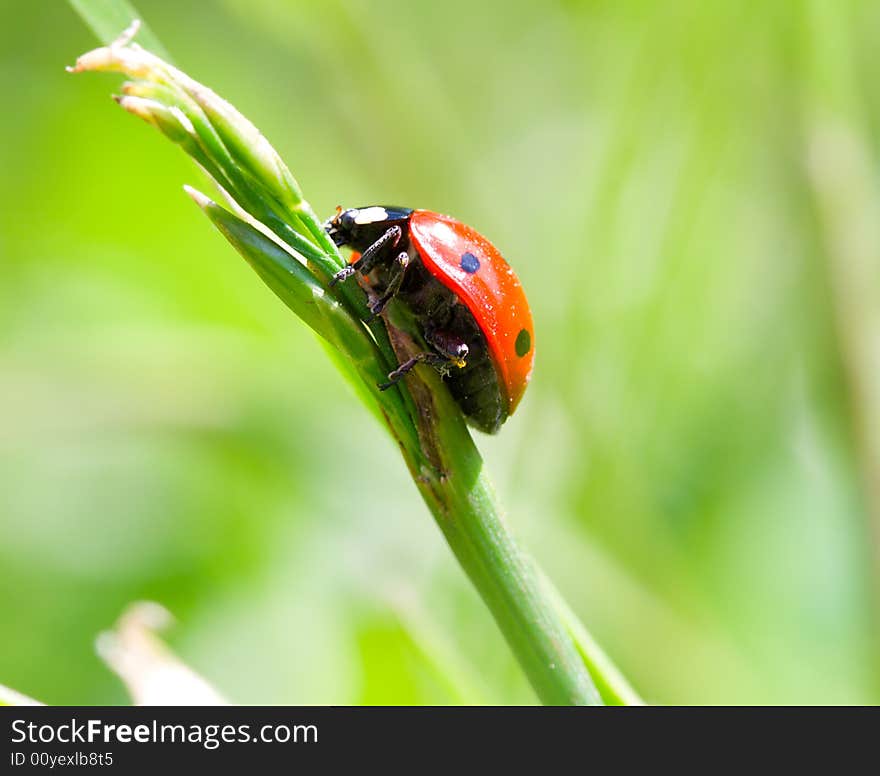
[
  {"x1": 323, "y1": 205, "x2": 414, "y2": 251},
  {"x1": 324, "y1": 207, "x2": 358, "y2": 247}
]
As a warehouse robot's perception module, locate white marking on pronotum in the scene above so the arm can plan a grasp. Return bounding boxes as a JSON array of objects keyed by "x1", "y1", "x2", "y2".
[{"x1": 354, "y1": 206, "x2": 389, "y2": 225}]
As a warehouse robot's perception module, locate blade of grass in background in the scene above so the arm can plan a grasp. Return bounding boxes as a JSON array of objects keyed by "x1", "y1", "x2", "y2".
[
  {"x1": 5, "y1": 0, "x2": 874, "y2": 707},
  {"x1": 68, "y1": 0, "x2": 170, "y2": 60},
  {"x1": 803, "y1": 0, "x2": 880, "y2": 691}
]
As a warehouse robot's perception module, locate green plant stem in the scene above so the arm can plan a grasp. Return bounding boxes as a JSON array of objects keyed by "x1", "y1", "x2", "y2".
[
  {"x1": 418, "y1": 457, "x2": 602, "y2": 704},
  {"x1": 198, "y1": 187, "x2": 606, "y2": 704},
  {"x1": 386, "y1": 325, "x2": 601, "y2": 705},
  {"x1": 541, "y1": 572, "x2": 643, "y2": 705},
  {"x1": 67, "y1": 2, "x2": 642, "y2": 706}
]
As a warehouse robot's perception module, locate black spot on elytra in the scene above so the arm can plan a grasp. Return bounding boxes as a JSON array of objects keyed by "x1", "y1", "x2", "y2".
[
  {"x1": 515, "y1": 328, "x2": 531, "y2": 357},
  {"x1": 460, "y1": 252, "x2": 480, "y2": 274}
]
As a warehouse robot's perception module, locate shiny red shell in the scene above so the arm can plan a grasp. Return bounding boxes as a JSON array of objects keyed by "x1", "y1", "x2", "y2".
[{"x1": 408, "y1": 210, "x2": 534, "y2": 414}]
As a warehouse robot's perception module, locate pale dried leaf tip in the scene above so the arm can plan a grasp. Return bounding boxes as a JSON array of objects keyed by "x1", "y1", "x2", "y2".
[
  {"x1": 183, "y1": 184, "x2": 213, "y2": 210},
  {"x1": 65, "y1": 20, "x2": 153, "y2": 77},
  {"x1": 0, "y1": 684, "x2": 43, "y2": 706},
  {"x1": 112, "y1": 94, "x2": 156, "y2": 124},
  {"x1": 96, "y1": 601, "x2": 227, "y2": 706},
  {"x1": 65, "y1": 20, "x2": 141, "y2": 74},
  {"x1": 114, "y1": 19, "x2": 143, "y2": 48}
]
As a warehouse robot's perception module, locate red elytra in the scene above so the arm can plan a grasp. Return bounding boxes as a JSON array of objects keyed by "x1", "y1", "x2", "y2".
[{"x1": 408, "y1": 210, "x2": 534, "y2": 413}]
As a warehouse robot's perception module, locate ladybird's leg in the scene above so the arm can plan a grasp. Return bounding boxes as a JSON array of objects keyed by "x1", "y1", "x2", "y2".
[
  {"x1": 378, "y1": 330, "x2": 470, "y2": 390},
  {"x1": 330, "y1": 225, "x2": 402, "y2": 286},
  {"x1": 367, "y1": 251, "x2": 410, "y2": 319},
  {"x1": 378, "y1": 352, "x2": 449, "y2": 391},
  {"x1": 353, "y1": 226, "x2": 402, "y2": 273}
]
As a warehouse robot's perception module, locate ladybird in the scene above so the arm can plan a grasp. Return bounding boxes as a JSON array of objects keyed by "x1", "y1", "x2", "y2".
[{"x1": 325, "y1": 206, "x2": 534, "y2": 433}]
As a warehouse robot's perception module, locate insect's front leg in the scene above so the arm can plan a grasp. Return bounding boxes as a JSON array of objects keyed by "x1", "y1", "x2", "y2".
[
  {"x1": 367, "y1": 251, "x2": 410, "y2": 320},
  {"x1": 330, "y1": 225, "x2": 402, "y2": 286}
]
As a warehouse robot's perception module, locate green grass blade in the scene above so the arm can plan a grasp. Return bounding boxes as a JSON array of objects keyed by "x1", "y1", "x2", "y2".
[
  {"x1": 67, "y1": 7, "x2": 637, "y2": 706},
  {"x1": 540, "y1": 571, "x2": 643, "y2": 705}
]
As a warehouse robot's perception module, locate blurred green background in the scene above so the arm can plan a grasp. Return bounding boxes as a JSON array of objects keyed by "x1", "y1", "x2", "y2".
[{"x1": 3, "y1": 0, "x2": 880, "y2": 705}]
